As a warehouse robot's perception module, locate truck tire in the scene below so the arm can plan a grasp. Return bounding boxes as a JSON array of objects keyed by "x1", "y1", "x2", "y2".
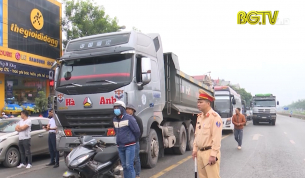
[
  {"x1": 3, "y1": 147, "x2": 20, "y2": 168},
  {"x1": 186, "y1": 124, "x2": 194, "y2": 151},
  {"x1": 272, "y1": 120, "x2": 276, "y2": 125},
  {"x1": 140, "y1": 128, "x2": 159, "y2": 168},
  {"x1": 173, "y1": 125, "x2": 187, "y2": 155}
]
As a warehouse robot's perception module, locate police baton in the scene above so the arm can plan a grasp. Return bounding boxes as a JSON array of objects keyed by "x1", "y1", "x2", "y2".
[{"x1": 194, "y1": 157, "x2": 197, "y2": 178}]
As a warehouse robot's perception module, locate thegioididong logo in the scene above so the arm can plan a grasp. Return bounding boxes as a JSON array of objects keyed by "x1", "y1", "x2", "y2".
[
  {"x1": 30, "y1": 9, "x2": 44, "y2": 30},
  {"x1": 9, "y1": 8, "x2": 58, "y2": 47},
  {"x1": 237, "y1": 11, "x2": 279, "y2": 25}
]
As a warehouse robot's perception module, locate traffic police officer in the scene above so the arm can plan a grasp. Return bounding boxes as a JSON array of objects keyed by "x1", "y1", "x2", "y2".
[{"x1": 192, "y1": 89, "x2": 223, "y2": 178}]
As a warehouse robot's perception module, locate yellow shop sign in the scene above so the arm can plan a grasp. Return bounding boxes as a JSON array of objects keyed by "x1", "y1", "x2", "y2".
[{"x1": 9, "y1": 8, "x2": 59, "y2": 48}]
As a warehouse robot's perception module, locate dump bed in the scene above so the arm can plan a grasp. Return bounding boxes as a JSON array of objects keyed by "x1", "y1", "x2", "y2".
[{"x1": 163, "y1": 53, "x2": 214, "y2": 115}]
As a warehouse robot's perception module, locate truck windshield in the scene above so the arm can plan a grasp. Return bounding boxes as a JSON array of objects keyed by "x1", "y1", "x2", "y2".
[
  {"x1": 58, "y1": 54, "x2": 132, "y2": 87},
  {"x1": 253, "y1": 100, "x2": 276, "y2": 107},
  {"x1": 215, "y1": 96, "x2": 231, "y2": 113}
]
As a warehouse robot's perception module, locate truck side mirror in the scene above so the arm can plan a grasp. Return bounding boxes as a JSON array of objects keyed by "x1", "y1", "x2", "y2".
[
  {"x1": 277, "y1": 101, "x2": 279, "y2": 105},
  {"x1": 64, "y1": 71, "x2": 71, "y2": 80},
  {"x1": 232, "y1": 98, "x2": 236, "y2": 105},
  {"x1": 51, "y1": 61, "x2": 58, "y2": 69},
  {"x1": 141, "y1": 57, "x2": 151, "y2": 85}
]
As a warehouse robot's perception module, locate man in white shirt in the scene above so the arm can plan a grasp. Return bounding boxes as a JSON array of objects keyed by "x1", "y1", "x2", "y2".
[
  {"x1": 43, "y1": 109, "x2": 59, "y2": 168},
  {"x1": 15, "y1": 110, "x2": 32, "y2": 169}
]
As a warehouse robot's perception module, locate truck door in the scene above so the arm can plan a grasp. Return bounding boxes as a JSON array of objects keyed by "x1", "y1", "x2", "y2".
[
  {"x1": 150, "y1": 59, "x2": 161, "y2": 111},
  {"x1": 135, "y1": 56, "x2": 154, "y2": 113}
]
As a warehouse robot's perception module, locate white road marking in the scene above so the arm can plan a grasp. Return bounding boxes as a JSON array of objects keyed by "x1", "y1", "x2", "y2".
[
  {"x1": 150, "y1": 133, "x2": 232, "y2": 178},
  {"x1": 6, "y1": 159, "x2": 64, "y2": 178},
  {"x1": 252, "y1": 134, "x2": 263, "y2": 140},
  {"x1": 290, "y1": 140, "x2": 295, "y2": 144}
]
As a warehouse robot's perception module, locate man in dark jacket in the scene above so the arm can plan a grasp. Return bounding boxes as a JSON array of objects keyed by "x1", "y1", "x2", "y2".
[
  {"x1": 113, "y1": 101, "x2": 140, "y2": 178},
  {"x1": 126, "y1": 104, "x2": 143, "y2": 178}
]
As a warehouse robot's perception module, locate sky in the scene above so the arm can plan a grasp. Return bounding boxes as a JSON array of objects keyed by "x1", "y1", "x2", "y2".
[{"x1": 60, "y1": 0, "x2": 305, "y2": 106}]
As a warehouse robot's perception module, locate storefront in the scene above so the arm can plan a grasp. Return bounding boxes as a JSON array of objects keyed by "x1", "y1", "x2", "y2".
[{"x1": 0, "y1": 0, "x2": 61, "y2": 115}]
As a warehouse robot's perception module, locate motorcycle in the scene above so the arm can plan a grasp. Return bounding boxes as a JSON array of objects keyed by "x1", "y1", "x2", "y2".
[{"x1": 63, "y1": 135, "x2": 123, "y2": 178}]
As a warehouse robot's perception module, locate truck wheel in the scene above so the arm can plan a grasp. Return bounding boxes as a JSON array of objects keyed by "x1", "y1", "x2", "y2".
[
  {"x1": 173, "y1": 125, "x2": 187, "y2": 155},
  {"x1": 186, "y1": 124, "x2": 194, "y2": 151},
  {"x1": 3, "y1": 147, "x2": 20, "y2": 168},
  {"x1": 272, "y1": 120, "x2": 276, "y2": 125},
  {"x1": 140, "y1": 128, "x2": 159, "y2": 168}
]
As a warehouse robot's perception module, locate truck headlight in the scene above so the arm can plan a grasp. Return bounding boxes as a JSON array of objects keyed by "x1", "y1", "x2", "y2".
[{"x1": 226, "y1": 119, "x2": 231, "y2": 125}]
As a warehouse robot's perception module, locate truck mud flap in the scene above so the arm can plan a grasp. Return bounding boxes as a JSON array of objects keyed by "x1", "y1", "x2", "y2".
[{"x1": 139, "y1": 137, "x2": 149, "y2": 153}]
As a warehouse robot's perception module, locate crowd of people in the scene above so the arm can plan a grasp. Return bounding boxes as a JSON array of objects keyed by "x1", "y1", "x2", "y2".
[{"x1": 12, "y1": 88, "x2": 248, "y2": 178}]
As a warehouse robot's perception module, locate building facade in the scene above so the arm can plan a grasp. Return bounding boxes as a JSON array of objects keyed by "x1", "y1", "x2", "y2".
[{"x1": 0, "y1": 0, "x2": 61, "y2": 115}]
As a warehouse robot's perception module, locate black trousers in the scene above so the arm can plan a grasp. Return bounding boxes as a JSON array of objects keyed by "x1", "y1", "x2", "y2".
[
  {"x1": 19, "y1": 138, "x2": 32, "y2": 165},
  {"x1": 48, "y1": 133, "x2": 59, "y2": 164}
]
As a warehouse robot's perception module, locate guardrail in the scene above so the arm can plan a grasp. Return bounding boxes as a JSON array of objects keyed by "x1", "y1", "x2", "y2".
[{"x1": 277, "y1": 112, "x2": 305, "y2": 120}]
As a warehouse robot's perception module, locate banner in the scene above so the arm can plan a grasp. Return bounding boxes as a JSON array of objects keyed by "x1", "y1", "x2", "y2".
[
  {"x1": 7, "y1": 0, "x2": 61, "y2": 59},
  {"x1": 6, "y1": 81, "x2": 13, "y2": 98},
  {"x1": 0, "y1": 59, "x2": 52, "y2": 79}
]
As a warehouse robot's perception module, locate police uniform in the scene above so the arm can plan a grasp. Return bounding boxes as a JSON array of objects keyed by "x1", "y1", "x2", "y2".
[{"x1": 193, "y1": 89, "x2": 223, "y2": 178}]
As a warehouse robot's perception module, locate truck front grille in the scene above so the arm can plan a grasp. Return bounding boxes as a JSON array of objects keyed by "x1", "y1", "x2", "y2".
[
  {"x1": 66, "y1": 114, "x2": 113, "y2": 128},
  {"x1": 258, "y1": 109, "x2": 270, "y2": 113},
  {"x1": 57, "y1": 110, "x2": 114, "y2": 129},
  {"x1": 57, "y1": 110, "x2": 114, "y2": 137}
]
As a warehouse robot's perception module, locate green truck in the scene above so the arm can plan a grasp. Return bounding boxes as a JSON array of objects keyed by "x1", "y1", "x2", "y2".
[{"x1": 251, "y1": 94, "x2": 279, "y2": 125}]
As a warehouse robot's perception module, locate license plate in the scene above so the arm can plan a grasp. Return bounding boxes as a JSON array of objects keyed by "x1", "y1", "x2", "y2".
[{"x1": 262, "y1": 117, "x2": 266, "y2": 118}]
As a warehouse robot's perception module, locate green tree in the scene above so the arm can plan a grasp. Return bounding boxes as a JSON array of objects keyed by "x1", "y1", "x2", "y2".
[
  {"x1": 229, "y1": 85, "x2": 252, "y2": 106},
  {"x1": 34, "y1": 91, "x2": 48, "y2": 114},
  {"x1": 287, "y1": 99, "x2": 305, "y2": 109},
  {"x1": 62, "y1": 0, "x2": 121, "y2": 48}
]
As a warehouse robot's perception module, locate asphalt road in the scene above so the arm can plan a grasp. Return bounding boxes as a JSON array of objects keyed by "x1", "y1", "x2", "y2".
[{"x1": 1, "y1": 114, "x2": 305, "y2": 178}]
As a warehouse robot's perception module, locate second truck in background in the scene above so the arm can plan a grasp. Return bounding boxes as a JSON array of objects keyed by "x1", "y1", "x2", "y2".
[{"x1": 251, "y1": 94, "x2": 279, "y2": 125}]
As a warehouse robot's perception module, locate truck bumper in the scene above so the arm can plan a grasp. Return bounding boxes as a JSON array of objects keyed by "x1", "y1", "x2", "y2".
[
  {"x1": 222, "y1": 125, "x2": 234, "y2": 131},
  {"x1": 57, "y1": 136, "x2": 116, "y2": 152},
  {"x1": 221, "y1": 119, "x2": 234, "y2": 131},
  {"x1": 252, "y1": 114, "x2": 276, "y2": 122}
]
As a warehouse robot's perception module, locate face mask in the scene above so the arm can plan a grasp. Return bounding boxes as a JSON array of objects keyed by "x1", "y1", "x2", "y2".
[{"x1": 114, "y1": 109, "x2": 121, "y2": 116}]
